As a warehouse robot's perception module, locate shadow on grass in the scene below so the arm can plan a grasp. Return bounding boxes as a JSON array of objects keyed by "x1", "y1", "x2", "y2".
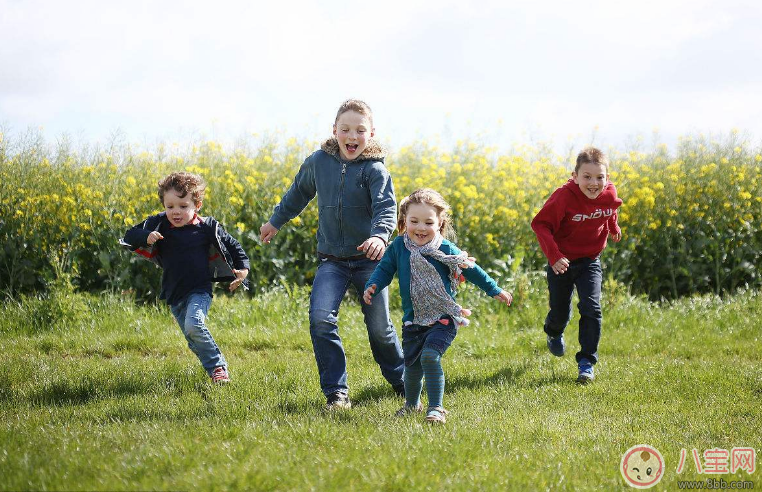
[
  {"x1": 351, "y1": 384, "x2": 400, "y2": 407},
  {"x1": 24, "y1": 373, "x2": 208, "y2": 406},
  {"x1": 447, "y1": 364, "x2": 529, "y2": 392},
  {"x1": 351, "y1": 364, "x2": 531, "y2": 406}
]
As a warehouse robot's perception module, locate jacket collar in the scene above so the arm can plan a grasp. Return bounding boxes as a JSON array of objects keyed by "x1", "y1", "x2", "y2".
[{"x1": 321, "y1": 137, "x2": 386, "y2": 161}]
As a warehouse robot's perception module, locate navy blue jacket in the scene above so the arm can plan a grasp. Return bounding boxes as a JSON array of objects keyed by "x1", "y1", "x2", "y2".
[{"x1": 121, "y1": 213, "x2": 250, "y2": 289}]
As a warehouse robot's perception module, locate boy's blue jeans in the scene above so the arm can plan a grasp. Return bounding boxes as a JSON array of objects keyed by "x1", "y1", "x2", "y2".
[
  {"x1": 544, "y1": 258, "x2": 602, "y2": 365},
  {"x1": 309, "y1": 257, "x2": 404, "y2": 397},
  {"x1": 169, "y1": 291, "x2": 227, "y2": 376}
]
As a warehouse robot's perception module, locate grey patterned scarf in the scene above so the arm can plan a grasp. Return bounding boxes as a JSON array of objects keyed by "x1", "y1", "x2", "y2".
[{"x1": 403, "y1": 233, "x2": 470, "y2": 326}]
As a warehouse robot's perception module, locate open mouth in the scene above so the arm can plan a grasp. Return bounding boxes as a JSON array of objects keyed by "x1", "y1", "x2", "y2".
[{"x1": 345, "y1": 144, "x2": 358, "y2": 154}]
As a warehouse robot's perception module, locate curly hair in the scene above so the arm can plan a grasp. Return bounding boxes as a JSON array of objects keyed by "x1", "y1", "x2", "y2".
[
  {"x1": 157, "y1": 172, "x2": 206, "y2": 205},
  {"x1": 335, "y1": 99, "x2": 373, "y2": 127},
  {"x1": 398, "y1": 188, "x2": 456, "y2": 241},
  {"x1": 575, "y1": 146, "x2": 610, "y2": 173}
]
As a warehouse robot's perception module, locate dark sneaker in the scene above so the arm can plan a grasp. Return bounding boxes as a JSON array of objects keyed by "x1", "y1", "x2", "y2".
[
  {"x1": 325, "y1": 392, "x2": 351, "y2": 410},
  {"x1": 211, "y1": 366, "x2": 230, "y2": 384},
  {"x1": 394, "y1": 402, "x2": 423, "y2": 417},
  {"x1": 392, "y1": 383, "x2": 405, "y2": 398},
  {"x1": 547, "y1": 334, "x2": 566, "y2": 357},
  {"x1": 577, "y1": 359, "x2": 594, "y2": 384}
]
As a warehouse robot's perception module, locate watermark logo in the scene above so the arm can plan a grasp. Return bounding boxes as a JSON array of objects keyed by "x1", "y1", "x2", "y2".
[{"x1": 621, "y1": 444, "x2": 665, "y2": 489}]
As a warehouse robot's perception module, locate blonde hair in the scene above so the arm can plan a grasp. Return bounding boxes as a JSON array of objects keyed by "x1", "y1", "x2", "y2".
[
  {"x1": 335, "y1": 99, "x2": 373, "y2": 127},
  {"x1": 398, "y1": 188, "x2": 456, "y2": 241},
  {"x1": 158, "y1": 172, "x2": 206, "y2": 206},
  {"x1": 575, "y1": 146, "x2": 610, "y2": 173}
]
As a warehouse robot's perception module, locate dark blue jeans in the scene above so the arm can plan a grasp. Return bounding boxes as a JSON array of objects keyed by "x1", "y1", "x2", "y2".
[
  {"x1": 309, "y1": 257, "x2": 404, "y2": 396},
  {"x1": 544, "y1": 258, "x2": 602, "y2": 364}
]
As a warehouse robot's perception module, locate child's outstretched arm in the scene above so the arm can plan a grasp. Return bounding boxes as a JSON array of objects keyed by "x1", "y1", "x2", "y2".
[
  {"x1": 261, "y1": 155, "x2": 318, "y2": 244},
  {"x1": 446, "y1": 242, "x2": 511, "y2": 305},
  {"x1": 363, "y1": 239, "x2": 399, "y2": 303}
]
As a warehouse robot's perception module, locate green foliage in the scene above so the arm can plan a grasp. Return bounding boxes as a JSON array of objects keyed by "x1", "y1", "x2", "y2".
[{"x1": 1, "y1": 129, "x2": 761, "y2": 299}]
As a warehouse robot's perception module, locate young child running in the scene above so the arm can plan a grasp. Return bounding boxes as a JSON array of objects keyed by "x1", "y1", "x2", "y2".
[
  {"x1": 531, "y1": 147, "x2": 623, "y2": 384},
  {"x1": 260, "y1": 99, "x2": 404, "y2": 410},
  {"x1": 363, "y1": 188, "x2": 513, "y2": 424},
  {"x1": 122, "y1": 172, "x2": 249, "y2": 384}
]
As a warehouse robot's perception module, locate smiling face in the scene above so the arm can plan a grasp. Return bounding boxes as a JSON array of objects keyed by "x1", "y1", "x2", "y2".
[
  {"x1": 621, "y1": 446, "x2": 664, "y2": 489},
  {"x1": 404, "y1": 202, "x2": 441, "y2": 246},
  {"x1": 163, "y1": 189, "x2": 201, "y2": 227},
  {"x1": 333, "y1": 110, "x2": 373, "y2": 161},
  {"x1": 573, "y1": 162, "x2": 608, "y2": 199}
]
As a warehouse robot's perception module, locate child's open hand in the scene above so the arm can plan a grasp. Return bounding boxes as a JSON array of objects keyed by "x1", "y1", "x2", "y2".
[
  {"x1": 493, "y1": 290, "x2": 513, "y2": 306},
  {"x1": 260, "y1": 222, "x2": 279, "y2": 244},
  {"x1": 357, "y1": 236, "x2": 386, "y2": 261},
  {"x1": 229, "y1": 268, "x2": 249, "y2": 292},
  {"x1": 610, "y1": 231, "x2": 622, "y2": 242},
  {"x1": 147, "y1": 231, "x2": 164, "y2": 245},
  {"x1": 551, "y1": 257, "x2": 570, "y2": 275},
  {"x1": 363, "y1": 284, "x2": 376, "y2": 304}
]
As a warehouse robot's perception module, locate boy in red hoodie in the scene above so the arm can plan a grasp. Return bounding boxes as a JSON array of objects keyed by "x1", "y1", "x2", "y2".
[{"x1": 531, "y1": 147, "x2": 623, "y2": 383}]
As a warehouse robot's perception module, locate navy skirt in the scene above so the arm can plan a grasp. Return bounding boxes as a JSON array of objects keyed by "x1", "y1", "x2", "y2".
[{"x1": 402, "y1": 316, "x2": 458, "y2": 367}]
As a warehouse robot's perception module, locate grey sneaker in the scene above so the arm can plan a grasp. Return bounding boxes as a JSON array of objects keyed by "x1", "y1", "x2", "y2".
[
  {"x1": 325, "y1": 392, "x2": 351, "y2": 410},
  {"x1": 577, "y1": 359, "x2": 594, "y2": 384},
  {"x1": 547, "y1": 334, "x2": 566, "y2": 357}
]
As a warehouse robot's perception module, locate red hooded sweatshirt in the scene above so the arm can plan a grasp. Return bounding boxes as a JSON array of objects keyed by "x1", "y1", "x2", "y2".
[{"x1": 531, "y1": 179, "x2": 623, "y2": 265}]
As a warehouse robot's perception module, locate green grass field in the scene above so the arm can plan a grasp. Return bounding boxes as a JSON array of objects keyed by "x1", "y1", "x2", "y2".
[{"x1": 1, "y1": 278, "x2": 759, "y2": 491}]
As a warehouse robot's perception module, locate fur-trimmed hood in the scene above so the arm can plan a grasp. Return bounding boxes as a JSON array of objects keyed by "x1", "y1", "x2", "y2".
[{"x1": 321, "y1": 137, "x2": 387, "y2": 161}]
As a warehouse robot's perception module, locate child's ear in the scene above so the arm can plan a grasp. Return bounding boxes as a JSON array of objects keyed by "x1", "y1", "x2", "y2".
[
  {"x1": 195, "y1": 201, "x2": 203, "y2": 212},
  {"x1": 370, "y1": 127, "x2": 375, "y2": 138},
  {"x1": 571, "y1": 171, "x2": 579, "y2": 183},
  {"x1": 333, "y1": 124, "x2": 337, "y2": 137}
]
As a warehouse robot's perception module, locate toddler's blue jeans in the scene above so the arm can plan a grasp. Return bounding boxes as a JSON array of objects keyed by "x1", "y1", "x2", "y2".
[
  {"x1": 544, "y1": 257, "x2": 602, "y2": 364},
  {"x1": 170, "y1": 291, "x2": 226, "y2": 376}
]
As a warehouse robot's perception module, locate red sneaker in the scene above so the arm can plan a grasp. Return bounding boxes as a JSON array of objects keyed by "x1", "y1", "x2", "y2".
[{"x1": 211, "y1": 366, "x2": 230, "y2": 384}]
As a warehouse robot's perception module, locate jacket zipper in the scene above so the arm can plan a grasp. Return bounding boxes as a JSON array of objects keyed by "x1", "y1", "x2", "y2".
[{"x1": 338, "y1": 161, "x2": 346, "y2": 246}]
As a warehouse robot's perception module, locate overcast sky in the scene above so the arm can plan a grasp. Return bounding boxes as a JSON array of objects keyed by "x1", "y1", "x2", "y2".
[{"x1": 2, "y1": 0, "x2": 761, "y2": 152}]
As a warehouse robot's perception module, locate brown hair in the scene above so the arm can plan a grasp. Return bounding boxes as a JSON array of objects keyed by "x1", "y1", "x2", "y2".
[
  {"x1": 158, "y1": 172, "x2": 206, "y2": 205},
  {"x1": 335, "y1": 99, "x2": 373, "y2": 127},
  {"x1": 398, "y1": 188, "x2": 456, "y2": 241},
  {"x1": 575, "y1": 146, "x2": 610, "y2": 173}
]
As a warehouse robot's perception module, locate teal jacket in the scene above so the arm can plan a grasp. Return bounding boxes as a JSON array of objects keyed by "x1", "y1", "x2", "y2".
[
  {"x1": 268, "y1": 138, "x2": 397, "y2": 258},
  {"x1": 366, "y1": 236, "x2": 502, "y2": 324}
]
